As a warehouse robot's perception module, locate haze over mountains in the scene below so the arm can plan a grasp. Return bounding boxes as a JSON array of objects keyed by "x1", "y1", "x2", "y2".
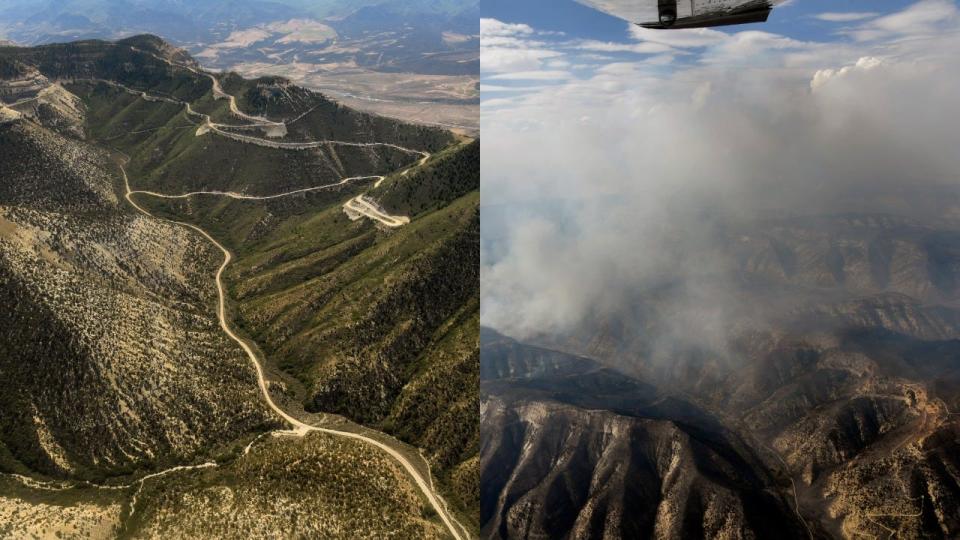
[
  {"x1": 0, "y1": 0, "x2": 477, "y2": 49},
  {"x1": 1, "y1": 33, "x2": 477, "y2": 538},
  {"x1": 0, "y1": 0, "x2": 480, "y2": 131},
  {"x1": 481, "y1": 2, "x2": 960, "y2": 538}
]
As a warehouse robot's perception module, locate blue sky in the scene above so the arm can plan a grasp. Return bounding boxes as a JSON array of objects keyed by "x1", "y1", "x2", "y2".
[
  {"x1": 479, "y1": 1, "x2": 956, "y2": 106},
  {"x1": 483, "y1": 0, "x2": 921, "y2": 43}
]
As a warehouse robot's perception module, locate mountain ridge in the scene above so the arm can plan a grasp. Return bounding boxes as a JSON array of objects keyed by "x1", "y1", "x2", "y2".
[{"x1": 0, "y1": 32, "x2": 478, "y2": 537}]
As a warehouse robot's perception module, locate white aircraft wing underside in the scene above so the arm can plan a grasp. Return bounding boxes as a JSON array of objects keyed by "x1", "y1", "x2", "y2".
[{"x1": 574, "y1": 0, "x2": 781, "y2": 29}]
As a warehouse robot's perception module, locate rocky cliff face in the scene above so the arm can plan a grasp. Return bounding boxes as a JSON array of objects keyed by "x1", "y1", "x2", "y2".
[
  {"x1": 481, "y1": 333, "x2": 811, "y2": 539},
  {"x1": 483, "y1": 399, "x2": 811, "y2": 540},
  {"x1": 0, "y1": 59, "x2": 48, "y2": 100},
  {"x1": 0, "y1": 58, "x2": 85, "y2": 137},
  {"x1": 729, "y1": 215, "x2": 960, "y2": 304}
]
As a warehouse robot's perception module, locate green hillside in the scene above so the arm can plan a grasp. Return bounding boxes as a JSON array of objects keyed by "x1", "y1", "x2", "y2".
[
  {"x1": 0, "y1": 34, "x2": 478, "y2": 536},
  {"x1": 139, "y1": 161, "x2": 480, "y2": 526},
  {"x1": 372, "y1": 139, "x2": 480, "y2": 216}
]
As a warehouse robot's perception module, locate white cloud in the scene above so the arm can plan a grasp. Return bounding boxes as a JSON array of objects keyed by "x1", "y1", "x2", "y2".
[
  {"x1": 810, "y1": 56, "x2": 884, "y2": 91},
  {"x1": 480, "y1": 84, "x2": 552, "y2": 94},
  {"x1": 481, "y1": 48, "x2": 562, "y2": 74},
  {"x1": 480, "y1": 97, "x2": 522, "y2": 109},
  {"x1": 703, "y1": 31, "x2": 806, "y2": 63},
  {"x1": 481, "y1": 18, "x2": 534, "y2": 38},
  {"x1": 848, "y1": 0, "x2": 958, "y2": 40},
  {"x1": 481, "y1": 2, "x2": 960, "y2": 340},
  {"x1": 480, "y1": 18, "x2": 566, "y2": 74},
  {"x1": 488, "y1": 70, "x2": 573, "y2": 81},
  {"x1": 572, "y1": 39, "x2": 674, "y2": 54},
  {"x1": 628, "y1": 25, "x2": 729, "y2": 48},
  {"x1": 814, "y1": 12, "x2": 879, "y2": 22}
]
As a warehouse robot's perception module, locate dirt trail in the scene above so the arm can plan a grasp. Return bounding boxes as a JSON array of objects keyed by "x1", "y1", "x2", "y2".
[
  {"x1": 5, "y1": 56, "x2": 461, "y2": 538},
  {"x1": 763, "y1": 444, "x2": 815, "y2": 540},
  {"x1": 206, "y1": 72, "x2": 283, "y2": 128},
  {"x1": 131, "y1": 175, "x2": 383, "y2": 201},
  {"x1": 343, "y1": 195, "x2": 410, "y2": 228},
  {"x1": 71, "y1": 77, "x2": 430, "y2": 160},
  {"x1": 122, "y1": 168, "x2": 464, "y2": 540}
]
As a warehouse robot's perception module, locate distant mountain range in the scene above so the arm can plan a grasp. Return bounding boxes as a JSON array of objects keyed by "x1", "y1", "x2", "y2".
[
  {"x1": 0, "y1": 0, "x2": 477, "y2": 42},
  {"x1": 0, "y1": 0, "x2": 480, "y2": 131},
  {"x1": 0, "y1": 0, "x2": 479, "y2": 75}
]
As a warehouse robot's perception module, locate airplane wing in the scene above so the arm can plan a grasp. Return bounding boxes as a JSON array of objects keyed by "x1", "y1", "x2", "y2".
[{"x1": 574, "y1": 0, "x2": 780, "y2": 29}]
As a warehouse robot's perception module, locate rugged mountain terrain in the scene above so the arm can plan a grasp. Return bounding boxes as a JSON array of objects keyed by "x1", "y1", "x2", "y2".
[
  {"x1": 481, "y1": 331, "x2": 811, "y2": 539},
  {"x1": 0, "y1": 0, "x2": 481, "y2": 132},
  {"x1": 0, "y1": 113, "x2": 276, "y2": 481},
  {"x1": 0, "y1": 0, "x2": 478, "y2": 55},
  {"x1": 1, "y1": 34, "x2": 477, "y2": 538},
  {"x1": 482, "y1": 207, "x2": 960, "y2": 539},
  {"x1": 140, "y1": 137, "x2": 480, "y2": 525}
]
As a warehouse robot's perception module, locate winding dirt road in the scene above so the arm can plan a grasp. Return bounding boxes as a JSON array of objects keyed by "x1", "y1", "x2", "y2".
[
  {"x1": 343, "y1": 195, "x2": 411, "y2": 228},
  {"x1": 7, "y1": 57, "x2": 460, "y2": 537},
  {"x1": 206, "y1": 72, "x2": 284, "y2": 129},
  {"x1": 75, "y1": 77, "x2": 431, "y2": 160},
  {"x1": 121, "y1": 48, "x2": 435, "y2": 160},
  {"x1": 122, "y1": 169, "x2": 464, "y2": 540},
  {"x1": 130, "y1": 175, "x2": 383, "y2": 201}
]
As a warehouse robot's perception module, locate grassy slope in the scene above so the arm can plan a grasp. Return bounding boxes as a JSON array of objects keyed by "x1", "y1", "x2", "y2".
[
  {"x1": 1, "y1": 35, "x2": 455, "y2": 193},
  {"x1": 372, "y1": 139, "x2": 480, "y2": 217},
  {"x1": 19, "y1": 37, "x2": 482, "y2": 527},
  {"x1": 71, "y1": 82, "x2": 422, "y2": 195},
  {"x1": 218, "y1": 72, "x2": 454, "y2": 151},
  {"x1": 140, "y1": 182, "x2": 480, "y2": 527}
]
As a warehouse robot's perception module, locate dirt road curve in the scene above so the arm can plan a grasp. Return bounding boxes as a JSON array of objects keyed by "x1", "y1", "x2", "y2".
[
  {"x1": 131, "y1": 175, "x2": 384, "y2": 201},
  {"x1": 76, "y1": 77, "x2": 430, "y2": 158},
  {"x1": 122, "y1": 169, "x2": 464, "y2": 540},
  {"x1": 206, "y1": 72, "x2": 284, "y2": 128},
  {"x1": 343, "y1": 195, "x2": 410, "y2": 228}
]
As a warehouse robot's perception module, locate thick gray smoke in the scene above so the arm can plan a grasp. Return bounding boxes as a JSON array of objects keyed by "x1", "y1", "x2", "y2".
[{"x1": 480, "y1": 1, "x2": 960, "y2": 342}]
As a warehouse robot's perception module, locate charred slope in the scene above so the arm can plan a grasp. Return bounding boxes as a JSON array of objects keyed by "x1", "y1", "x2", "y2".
[
  {"x1": 480, "y1": 330, "x2": 810, "y2": 540},
  {"x1": 511, "y1": 210, "x2": 960, "y2": 539}
]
